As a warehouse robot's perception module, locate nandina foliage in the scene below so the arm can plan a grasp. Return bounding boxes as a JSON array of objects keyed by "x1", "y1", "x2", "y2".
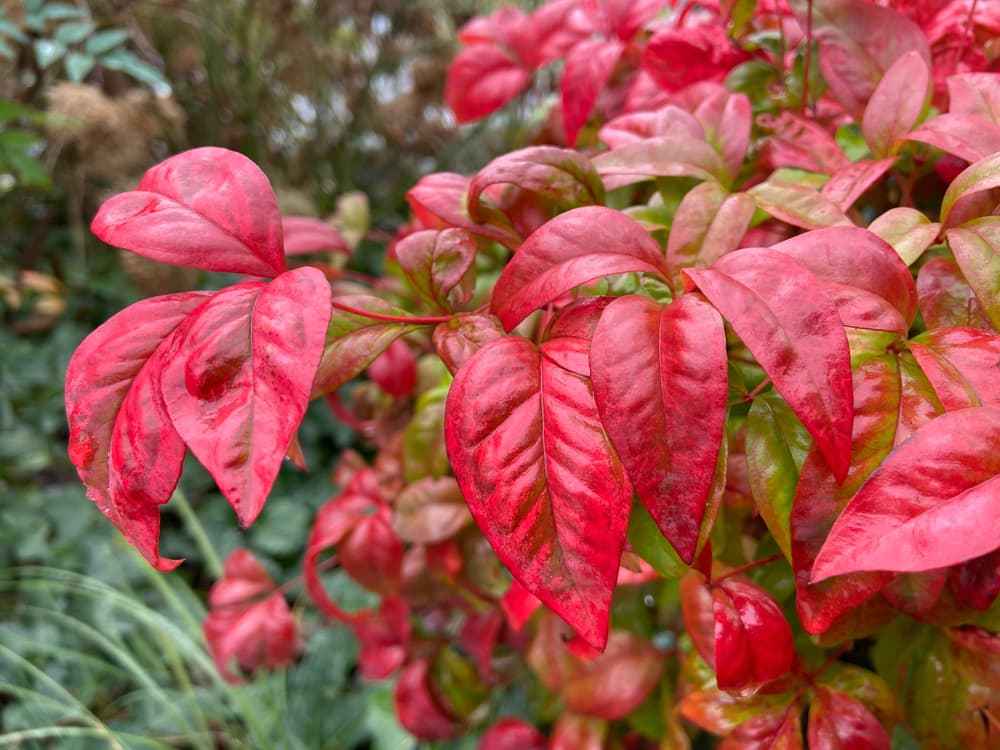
[{"x1": 65, "y1": 0, "x2": 1000, "y2": 746}]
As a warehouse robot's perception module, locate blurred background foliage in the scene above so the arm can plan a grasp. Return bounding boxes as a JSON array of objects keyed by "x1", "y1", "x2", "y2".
[{"x1": 0, "y1": 0, "x2": 542, "y2": 747}]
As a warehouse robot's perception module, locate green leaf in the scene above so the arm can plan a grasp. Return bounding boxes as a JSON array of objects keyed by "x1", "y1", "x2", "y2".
[
  {"x1": 84, "y1": 28, "x2": 130, "y2": 56},
  {"x1": 0, "y1": 20, "x2": 30, "y2": 44},
  {"x1": 627, "y1": 501, "x2": 689, "y2": 579},
  {"x1": 33, "y1": 38, "x2": 67, "y2": 68},
  {"x1": 53, "y1": 20, "x2": 94, "y2": 45},
  {"x1": 746, "y1": 392, "x2": 810, "y2": 561},
  {"x1": 41, "y1": 4, "x2": 87, "y2": 20},
  {"x1": 64, "y1": 51, "x2": 95, "y2": 82},
  {"x1": 0, "y1": 101, "x2": 49, "y2": 125},
  {"x1": 98, "y1": 49, "x2": 167, "y2": 88}
]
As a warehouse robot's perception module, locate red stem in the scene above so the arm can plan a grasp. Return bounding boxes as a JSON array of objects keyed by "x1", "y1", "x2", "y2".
[
  {"x1": 801, "y1": 0, "x2": 813, "y2": 115},
  {"x1": 714, "y1": 553, "x2": 785, "y2": 583},
  {"x1": 955, "y1": 0, "x2": 979, "y2": 72},
  {"x1": 330, "y1": 298, "x2": 451, "y2": 325}
]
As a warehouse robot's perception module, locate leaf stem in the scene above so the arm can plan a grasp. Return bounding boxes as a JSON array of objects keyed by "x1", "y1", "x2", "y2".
[
  {"x1": 801, "y1": 0, "x2": 814, "y2": 115},
  {"x1": 714, "y1": 553, "x2": 784, "y2": 583},
  {"x1": 330, "y1": 298, "x2": 452, "y2": 325},
  {"x1": 172, "y1": 489, "x2": 224, "y2": 579},
  {"x1": 745, "y1": 376, "x2": 772, "y2": 402}
]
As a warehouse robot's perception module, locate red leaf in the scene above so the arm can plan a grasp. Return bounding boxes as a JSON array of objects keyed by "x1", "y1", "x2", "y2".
[
  {"x1": 821, "y1": 158, "x2": 895, "y2": 212},
  {"x1": 909, "y1": 327, "x2": 1000, "y2": 410},
  {"x1": 916, "y1": 257, "x2": 994, "y2": 330},
  {"x1": 204, "y1": 549, "x2": 296, "y2": 684},
  {"x1": 680, "y1": 571, "x2": 717, "y2": 670},
  {"x1": 367, "y1": 339, "x2": 416, "y2": 398},
  {"x1": 712, "y1": 578, "x2": 795, "y2": 690},
  {"x1": 339, "y1": 504, "x2": 404, "y2": 597},
  {"x1": 787, "y1": 0, "x2": 930, "y2": 120},
  {"x1": 812, "y1": 406, "x2": 1000, "y2": 581},
  {"x1": 771, "y1": 226, "x2": 919, "y2": 331},
  {"x1": 692, "y1": 87, "x2": 752, "y2": 186},
  {"x1": 549, "y1": 714, "x2": 608, "y2": 750},
  {"x1": 392, "y1": 477, "x2": 473, "y2": 545},
  {"x1": 592, "y1": 133, "x2": 726, "y2": 190},
  {"x1": 807, "y1": 686, "x2": 890, "y2": 750},
  {"x1": 945, "y1": 218, "x2": 1000, "y2": 331},
  {"x1": 562, "y1": 631, "x2": 664, "y2": 719},
  {"x1": 394, "y1": 658, "x2": 462, "y2": 741},
  {"x1": 718, "y1": 704, "x2": 803, "y2": 749},
  {"x1": 281, "y1": 216, "x2": 349, "y2": 256},
  {"x1": 758, "y1": 111, "x2": 849, "y2": 174},
  {"x1": 642, "y1": 26, "x2": 748, "y2": 95},
  {"x1": 685, "y1": 249, "x2": 853, "y2": 482},
  {"x1": 560, "y1": 38, "x2": 624, "y2": 146},
  {"x1": 468, "y1": 147, "x2": 605, "y2": 221},
  {"x1": 65, "y1": 292, "x2": 213, "y2": 570},
  {"x1": 600, "y1": 0, "x2": 669, "y2": 41},
  {"x1": 459, "y1": 609, "x2": 504, "y2": 683},
  {"x1": 433, "y1": 312, "x2": 506, "y2": 374},
  {"x1": 666, "y1": 180, "x2": 755, "y2": 279},
  {"x1": 159, "y1": 267, "x2": 331, "y2": 527},
  {"x1": 591, "y1": 294, "x2": 728, "y2": 562},
  {"x1": 445, "y1": 336, "x2": 632, "y2": 649},
  {"x1": 353, "y1": 597, "x2": 410, "y2": 680},
  {"x1": 394, "y1": 228, "x2": 477, "y2": 313},
  {"x1": 941, "y1": 153, "x2": 1000, "y2": 227},
  {"x1": 501, "y1": 578, "x2": 542, "y2": 631},
  {"x1": 949, "y1": 73, "x2": 1000, "y2": 123},
  {"x1": 490, "y1": 206, "x2": 668, "y2": 331},
  {"x1": 598, "y1": 105, "x2": 703, "y2": 148},
  {"x1": 445, "y1": 44, "x2": 531, "y2": 124},
  {"x1": 906, "y1": 113, "x2": 1000, "y2": 164},
  {"x1": 951, "y1": 549, "x2": 1000, "y2": 611},
  {"x1": 407, "y1": 172, "x2": 521, "y2": 249},
  {"x1": 92, "y1": 147, "x2": 286, "y2": 278},
  {"x1": 479, "y1": 718, "x2": 546, "y2": 750},
  {"x1": 861, "y1": 50, "x2": 931, "y2": 158}
]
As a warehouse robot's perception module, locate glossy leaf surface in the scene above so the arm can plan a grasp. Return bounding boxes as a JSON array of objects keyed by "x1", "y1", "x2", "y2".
[
  {"x1": 445, "y1": 335, "x2": 632, "y2": 649},
  {"x1": 160, "y1": 267, "x2": 332, "y2": 527},
  {"x1": 92, "y1": 147, "x2": 286, "y2": 278},
  {"x1": 685, "y1": 248, "x2": 853, "y2": 481},
  {"x1": 590, "y1": 293, "x2": 727, "y2": 562},
  {"x1": 909, "y1": 327, "x2": 1000, "y2": 411},
  {"x1": 813, "y1": 407, "x2": 1000, "y2": 580},
  {"x1": 490, "y1": 206, "x2": 667, "y2": 331},
  {"x1": 807, "y1": 686, "x2": 891, "y2": 750}
]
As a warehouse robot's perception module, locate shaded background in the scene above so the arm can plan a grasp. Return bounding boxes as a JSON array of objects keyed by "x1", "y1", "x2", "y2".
[{"x1": 0, "y1": 1, "x2": 543, "y2": 747}]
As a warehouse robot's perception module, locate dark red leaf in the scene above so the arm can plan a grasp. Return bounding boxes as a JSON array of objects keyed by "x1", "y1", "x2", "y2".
[
  {"x1": 560, "y1": 38, "x2": 624, "y2": 146},
  {"x1": 812, "y1": 406, "x2": 1000, "y2": 581},
  {"x1": 861, "y1": 50, "x2": 931, "y2": 158},
  {"x1": 338, "y1": 504, "x2": 404, "y2": 597},
  {"x1": 459, "y1": 609, "x2": 504, "y2": 684},
  {"x1": 367, "y1": 339, "x2": 416, "y2": 398},
  {"x1": 394, "y1": 228, "x2": 477, "y2": 313},
  {"x1": 445, "y1": 336, "x2": 632, "y2": 649},
  {"x1": 544, "y1": 297, "x2": 615, "y2": 341},
  {"x1": 591, "y1": 294, "x2": 727, "y2": 562},
  {"x1": 353, "y1": 597, "x2": 410, "y2": 680},
  {"x1": 159, "y1": 267, "x2": 331, "y2": 527},
  {"x1": 65, "y1": 292, "x2": 213, "y2": 570},
  {"x1": 478, "y1": 718, "x2": 546, "y2": 750},
  {"x1": 445, "y1": 44, "x2": 531, "y2": 124},
  {"x1": 394, "y1": 658, "x2": 462, "y2": 741},
  {"x1": 281, "y1": 216, "x2": 349, "y2": 256},
  {"x1": 469, "y1": 147, "x2": 605, "y2": 221},
  {"x1": 562, "y1": 631, "x2": 664, "y2": 719},
  {"x1": 712, "y1": 578, "x2": 795, "y2": 690},
  {"x1": 685, "y1": 249, "x2": 853, "y2": 482},
  {"x1": 491, "y1": 206, "x2": 668, "y2": 331},
  {"x1": 642, "y1": 25, "x2": 748, "y2": 95},
  {"x1": 718, "y1": 704, "x2": 803, "y2": 750},
  {"x1": 204, "y1": 549, "x2": 296, "y2": 684},
  {"x1": 807, "y1": 686, "x2": 890, "y2": 750},
  {"x1": 951, "y1": 549, "x2": 1000, "y2": 610},
  {"x1": 91, "y1": 147, "x2": 286, "y2": 278}
]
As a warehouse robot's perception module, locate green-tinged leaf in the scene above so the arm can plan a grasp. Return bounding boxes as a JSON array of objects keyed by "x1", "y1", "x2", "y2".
[
  {"x1": 41, "y1": 3, "x2": 87, "y2": 20},
  {"x1": 99, "y1": 49, "x2": 166, "y2": 87},
  {"x1": 868, "y1": 207, "x2": 940, "y2": 266},
  {"x1": 53, "y1": 20, "x2": 94, "y2": 44},
  {"x1": 402, "y1": 389, "x2": 449, "y2": 483},
  {"x1": 64, "y1": 51, "x2": 95, "y2": 82},
  {"x1": 0, "y1": 20, "x2": 29, "y2": 44},
  {"x1": 84, "y1": 28, "x2": 130, "y2": 56},
  {"x1": 33, "y1": 38, "x2": 67, "y2": 68},
  {"x1": 941, "y1": 152, "x2": 1000, "y2": 227},
  {"x1": 312, "y1": 296, "x2": 423, "y2": 397},
  {"x1": 748, "y1": 180, "x2": 852, "y2": 229},
  {"x1": 816, "y1": 662, "x2": 898, "y2": 730},
  {"x1": 747, "y1": 392, "x2": 810, "y2": 561},
  {"x1": 945, "y1": 218, "x2": 1000, "y2": 331},
  {"x1": 627, "y1": 500, "x2": 688, "y2": 579}
]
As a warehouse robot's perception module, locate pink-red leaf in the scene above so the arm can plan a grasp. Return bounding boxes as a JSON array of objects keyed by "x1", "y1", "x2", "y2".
[
  {"x1": 433, "y1": 312, "x2": 506, "y2": 374},
  {"x1": 692, "y1": 87, "x2": 752, "y2": 186},
  {"x1": 916, "y1": 257, "x2": 994, "y2": 330},
  {"x1": 807, "y1": 686, "x2": 890, "y2": 750},
  {"x1": 394, "y1": 228, "x2": 477, "y2": 313},
  {"x1": 562, "y1": 631, "x2": 664, "y2": 719},
  {"x1": 812, "y1": 406, "x2": 1000, "y2": 581},
  {"x1": 281, "y1": 216, "x2": 349, "y2": 256},
  {"x1": 479, "y1": 718, "x2": 546, "y2": 750},
  {"x1": 394, "y1": 658, "x2": 462, "y2": 741},
  {"x1": 642, "y1": 26, "x2": 748, "y2": 94},
  {"x1": 666, "y1": 181, "x2": 755, "y2": 279},
  {"x1": 560, "y1": 38, "x2": 624, "y2": 146},
  {"x1": 590, "y1": 294, "x2": 727, "y2": 563},
  {"x1": 445, "y1": 44, "x2": 531, "y2": 124},
  {"x1": 685, "y1": 249, "x2": 853, "y2": 482},
  {"x1": 909, "y1": 327, "x2": 1000, "y2": 411},
  {"x1": 906, "y1": 113, "x2": 1000, "y2": 164},
  {"x1": 598, "y1": 105, "x2": 703, "y2": 149},
  {"x1": 945, "y1": 218, "x2": 1000, "y2": 331},
  {"x1": 353, "y1": 597, "x2": 410, "y2": 680},
  {"x1": 407, "y1": 172, "x2": 521, "y2": 249},
  {"x1": 491, "y1": 206, "x2": 667, "y2": 331},
  {"x1": 445, "y1": 335, "x2": 632, "y2": 649},
  {"x1": 718, "y1": 705, "x2": 803, "y2": 750},
  {"x1": 159, "y1": 267, "x2": 332, "y2": 527},
  {"x1": 91, "y1": 147, "x2": 286, "y2": 278},
  {"x1": 204, "y1": 549, "x2": 296, "y2": 684},
  {"x1": 367, "y1": 339, "x2": 416, "y2": 398},
  {"x1": 592, "y1": 134, "x2": 726, "y2": 189},
  {"x1": 868, "y1": 207, "x2": 940, "y2": 267},
  {"x1": 549, "y1": 714, "x2": 608, "y2": 750},
  {"x1": 392, "y1": 477, "x2": 473, "y2": 544},
  {"x1": 861, "y1": 50, "x2": 931, "y2": 158},
  {"x1": 940, "y1": 152, "x2": 1000, "y2": 227},
  {"x1": 821, "y1": 159, "x2": 895, "y2": 212},
  {"x1": 65, "y1": 292, "x2": 213, "y2": 570}
]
